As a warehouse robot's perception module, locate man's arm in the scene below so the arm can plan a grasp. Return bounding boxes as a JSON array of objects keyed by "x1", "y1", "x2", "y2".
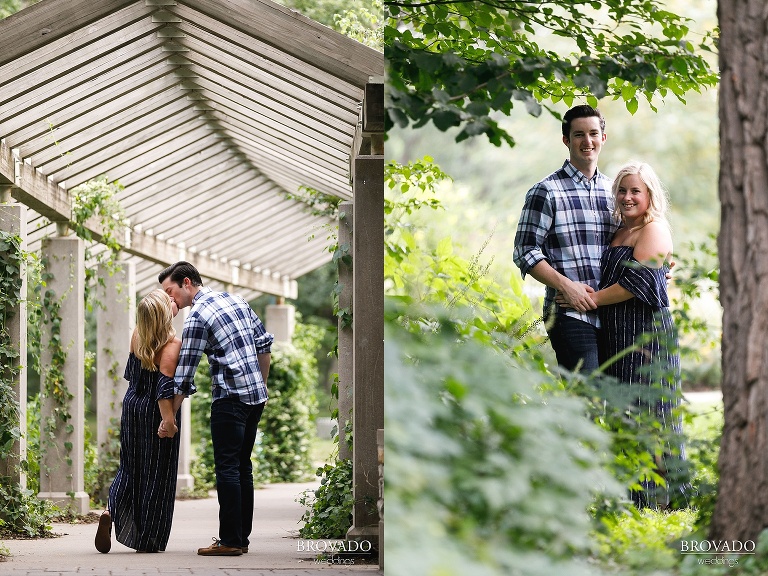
[
  {"x1": 173, "y1": 316, "x2": 206, "y2": 397},
  {"x1": 528, "y1": 260, "x2": 597, "y2": 312},
  {"x1": 257, "y1": 353, "x2": 270, "y2": 384}
]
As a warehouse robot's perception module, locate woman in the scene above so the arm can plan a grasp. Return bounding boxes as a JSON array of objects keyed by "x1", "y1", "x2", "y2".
[
  {"x1": 95, "y1": 289, "x2": 185, "y2": 553},
  {"x1": 587, "y1": 161, "x2": 687, "y2": 509}
]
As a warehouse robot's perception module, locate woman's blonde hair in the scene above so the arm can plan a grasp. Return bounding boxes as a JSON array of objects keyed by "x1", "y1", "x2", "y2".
[
  {"x1": 612, "y1": 160, "x2": 670, "y2": 227},
  {"x1": 134, "y1": 289, "x2": 176, "y2": 371}
]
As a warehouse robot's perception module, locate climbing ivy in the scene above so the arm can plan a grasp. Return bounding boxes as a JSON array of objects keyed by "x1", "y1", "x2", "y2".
[
  {"x1": 70, "y1": 175, "x2": 127, "y2": 310},
  {"x1": 0, "y1": 228, "x2": 55, "y2": 536},
  {"x1": 0, "y1": 230, "x2": 25, "y2": 464}
]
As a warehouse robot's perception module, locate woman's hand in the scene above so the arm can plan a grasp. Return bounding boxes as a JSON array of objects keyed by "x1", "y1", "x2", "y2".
[{"x1": 158, "y1": 419, "x2": 178, "y2": 438}]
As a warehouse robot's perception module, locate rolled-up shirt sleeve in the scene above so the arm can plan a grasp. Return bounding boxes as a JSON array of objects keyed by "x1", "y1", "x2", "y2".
[
  {"x1": 250, "y1": 307, "x2": 274, "y2": 354},
  {"x1": 173, "y1": 315, "x2": 206, "y2": 396},
  {"x1": 513, "y1": 183, "x2": 553, "y2": 278}
]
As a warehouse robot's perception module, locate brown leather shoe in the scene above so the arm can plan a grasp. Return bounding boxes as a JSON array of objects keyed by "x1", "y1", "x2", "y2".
[
  {"x1": 94, "y1": 510, "x2": 111, "y2": 554},
  {"x1": 242, "y1": 546, "x2": 248, "y2": 553},
  {"x1": 197, "y1": 538, "x2": 243, "y2": 556}
]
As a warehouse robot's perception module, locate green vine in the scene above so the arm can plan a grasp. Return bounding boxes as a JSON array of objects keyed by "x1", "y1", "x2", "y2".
[
  {"x1": 287, "y1": 187, "x2": 359, "y2": 537},
  {"x1": 38, "y1": 255, "x2": 76, "y2": 496},
  {"x1": 0, "y1": 228, "x2": 55, "y2": 536},
  {"x1": 70, "y1": 175, "x2": 126, "y2": 311},
  {"x1": 0, "y1": 230, "x2": 25, "y2": 464}
]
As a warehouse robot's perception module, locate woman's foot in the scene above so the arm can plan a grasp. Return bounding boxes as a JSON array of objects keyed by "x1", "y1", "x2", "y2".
[{"x1": 94, "y1": 511, "x2": 112, "y2": 553}]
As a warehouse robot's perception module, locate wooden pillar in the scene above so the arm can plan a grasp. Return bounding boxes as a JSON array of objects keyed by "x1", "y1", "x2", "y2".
[
  {"x1": 0, "y1": 194, "x2": 28, "y2": 489},
  {"x1": 348, "y1": 79, "x2": 384, "y2": 543},
  {"x1": 38, "y1": 232, "x2": 89, "y2": 514}
]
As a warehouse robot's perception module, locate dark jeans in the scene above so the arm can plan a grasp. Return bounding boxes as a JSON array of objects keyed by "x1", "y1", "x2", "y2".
[
  {"x1": 545, "y1": 313, "x2": 599, "y2": 373},
  {"x1": 210, "y1": 397, "x2": 266, "y2": 548}
]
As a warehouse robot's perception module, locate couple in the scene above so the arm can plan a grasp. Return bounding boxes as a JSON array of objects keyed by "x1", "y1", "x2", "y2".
[
  {"x1": 513, "y1": 105, "x2": 686, "y2": 508},
  {"x1": 95, "y1": 261, "x2": 274, "y2": 555}
]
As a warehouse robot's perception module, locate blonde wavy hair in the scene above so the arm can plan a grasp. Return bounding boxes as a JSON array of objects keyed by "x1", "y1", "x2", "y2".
[
  {"x1": 134, "y1": 289, "x2": 176, "y2": 371},
  {"x1": 612, "y1": 161, "x2": 670, "y2": 228}
]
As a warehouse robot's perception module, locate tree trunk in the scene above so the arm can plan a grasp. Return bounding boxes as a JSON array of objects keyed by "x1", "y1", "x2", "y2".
[{"x1": 710, "y1": 0, "x2": 768, "y2": 541}]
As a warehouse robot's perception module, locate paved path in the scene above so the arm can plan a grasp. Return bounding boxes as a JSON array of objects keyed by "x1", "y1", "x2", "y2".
[
  {"x1": 683, "y1": 390, "x2": 722, "y2": 405},
  {"x1": 0, "y1": 482, "x2": 380, "y2": 576}
]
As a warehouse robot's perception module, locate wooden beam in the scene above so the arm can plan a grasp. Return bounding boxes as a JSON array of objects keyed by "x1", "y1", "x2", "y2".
[
  {"x1": 0, "y1": 140, "x2": 296, "y2": 297},
  {"x1": 180, "y1": 0, "x2": 383, "y2": 87},
  {"x1": 0, "y1": 0, "x2": 138, "y2": 68}
]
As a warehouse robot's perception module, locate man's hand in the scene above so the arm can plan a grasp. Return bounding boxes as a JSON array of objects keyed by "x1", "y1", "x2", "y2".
[
  {"x1": 158, "y1": 419, "x2": 178, "y2": 439},
  {"x1": 665, "y1": 258, "x2": 676, "y2": 287},
  {"x1": 558, "y1": 280, "x2": 597, "y2": 312}
]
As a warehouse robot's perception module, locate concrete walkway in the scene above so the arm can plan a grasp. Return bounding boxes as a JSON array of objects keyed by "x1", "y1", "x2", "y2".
[{"x1": 1, "y1": 482, "x2": 381, "y2": 576}]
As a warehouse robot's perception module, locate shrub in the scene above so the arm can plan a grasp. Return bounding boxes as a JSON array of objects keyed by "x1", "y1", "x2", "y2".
[
  {"x1": 187, "y1": 322, "x2": 320, "y2": 487},
  {"x1": 256, "y1": 322, "x2": 321, "y2": 482},
  {"x1": 385, "y1": 303, "x2": 622, "y2": 576},
  {"x1": 297, "y1": 458, "x2": 353, "y2": 538},
  {"x1": 594, "y1": 508, "x2": 696, "y2": 571}
]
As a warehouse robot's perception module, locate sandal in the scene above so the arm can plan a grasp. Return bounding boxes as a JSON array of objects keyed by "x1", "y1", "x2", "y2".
[{"x1": 95, "y1": 509, "x2": 112, "y2": 553}]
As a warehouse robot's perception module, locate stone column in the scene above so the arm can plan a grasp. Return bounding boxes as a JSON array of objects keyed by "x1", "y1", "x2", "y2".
[
  {"x1": 265, "y1": 300, "x2": 295, "y2": 343},
  {"x1": 174, "y1": 307, "x2": 194, "y2": 494},
  {"x1": 38, "y1": 233, "x2": 89, "y2": 514},
  {"x1": 95, "y1": 261, "x2": 135, "y2": 501},
  {"x1": 0, "y1": 197, "x2": 28, "y2": 489},
  {"x1": 337, "y1": 201, "x2": 353, "y2": 460},
  {"x1": 348, "y1": 153, "x2": 384, "y2": 540}
]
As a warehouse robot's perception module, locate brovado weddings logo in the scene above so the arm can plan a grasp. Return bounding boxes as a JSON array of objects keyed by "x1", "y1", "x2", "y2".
[
  {"x1": 680, "y1": 539, "x2": 756, "y2": 554},
  {"x1": 296, "y1": 539, "x2": 374, "y2": 566},
  {"x1": 680, "y1": 539, "x2": 756, "y2": 568}
]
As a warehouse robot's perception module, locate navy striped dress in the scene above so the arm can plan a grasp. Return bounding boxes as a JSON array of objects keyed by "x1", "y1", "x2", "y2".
[
  {"x1": 597, "y1": 245, "x2": 688, "y2": 508},
  {"x1": 108, "y1": 353, "x2": 181, "y2": 552}
]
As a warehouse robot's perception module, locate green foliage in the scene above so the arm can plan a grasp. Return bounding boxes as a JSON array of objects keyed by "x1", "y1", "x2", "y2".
[
  {"x1": 0, "y1": 0, "x2": 36, "y2": 19},
  {"x1": 0, "y1": 232, "x2": 55, "y2": 537},
  {"x1": 0, "y1": 230, "x2": 24, "y2": 464},
  {"x1": 70, "y1": 176, "x2": 127, "y2": 314},
  {"x1": 684, "y1": 402, "x2": 722, "y2": 532},
  {"x1": 257, "y1": 323, "x2": 321, "y2": 482},
  {"x1": 24, "y1": 394, "x2": 41, "y2": 494},
  {"x1": 188, "y1": 356, "x2": 216, "y2": 494},
  {"x1": 594, "y1": 508, "x2": 696, "y2": 571},
  {"x1": 386, "y1": 0, "x2": 719, "y2": 146},
  {"x1": 297, "y1": 458, "x2": 353, "y2": 539},
  {"x1": 333, "y1": 0, "x2": 382, "y2": 50},
  {"x1": 385, "y1": 301, "x2": 622, "y2": 576},
  {"x1": 0, "y1": 481, "x2": 56, "y2": 538},
  {"x1": 385, "y1": 158, "x2": 546, "y2": 361},
  {"x1": 276, "y1": 0, "x2": 382, "y2": 50},
  {"x1": 557, "y1": 366, "x2": 692, "y2": 511}
]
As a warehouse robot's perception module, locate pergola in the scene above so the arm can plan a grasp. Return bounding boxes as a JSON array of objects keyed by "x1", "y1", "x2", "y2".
[{"x1": 0, "y1": 0, "x2": 383, "y2": 553}]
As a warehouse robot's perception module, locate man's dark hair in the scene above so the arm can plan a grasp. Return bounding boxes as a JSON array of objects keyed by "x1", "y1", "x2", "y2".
[
  {"x1": 158, "y1": 261, "x2": 203, "y2": 287},
  {"x1": 561, "y1": 105, "x2": 605, "y2": 139}
]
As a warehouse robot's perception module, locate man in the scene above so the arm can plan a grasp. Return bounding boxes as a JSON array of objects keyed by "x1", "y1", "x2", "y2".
[
  {"x1": 159, "y1": 261, "x2": 273, "y2": 556},
  {"x1": 513, "y1": 105, "x2": 619, "y2": 372}
]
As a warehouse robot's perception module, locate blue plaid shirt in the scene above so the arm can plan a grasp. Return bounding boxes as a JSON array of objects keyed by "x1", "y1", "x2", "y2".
[
  {"x1": 513, "y1": 160, "x2": 619, "y2": 327},
  {"x1": 174, "y1": 287, "x2": 273, "y2": 405}
]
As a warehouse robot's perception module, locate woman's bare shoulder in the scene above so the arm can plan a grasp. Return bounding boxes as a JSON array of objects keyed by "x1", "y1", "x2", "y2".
[{"x1": 634, "y1": 221, "x2": 673, "y2": 266}]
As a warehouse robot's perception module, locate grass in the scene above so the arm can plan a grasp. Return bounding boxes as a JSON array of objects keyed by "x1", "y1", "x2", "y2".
[{"x1": 593, "y1": 393, "x2": 724, "y2": 575}]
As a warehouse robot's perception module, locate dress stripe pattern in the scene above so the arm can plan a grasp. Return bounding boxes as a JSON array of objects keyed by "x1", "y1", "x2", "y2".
[
  {"x1": 598, "y1": 245, "x2": 688, "y2": 508},
  {"x1": 108, "y1": 353, "x2": 180, "y2": 552}
]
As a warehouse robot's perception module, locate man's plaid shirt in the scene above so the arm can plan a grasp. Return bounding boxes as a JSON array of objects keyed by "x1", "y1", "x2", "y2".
[
  {"x1": 513, "y1": 160, "x2": 618, "y2": 327},
  {"x1": 174, "y1": 287, "x2": 274, "y2": 404}
]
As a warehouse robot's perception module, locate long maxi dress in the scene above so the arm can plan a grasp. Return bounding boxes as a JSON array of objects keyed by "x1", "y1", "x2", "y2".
[
  {"x1": 108, "y1": 353, "x2": 181, "y2": 552},
  {"x1": 597, "y1": 245, "x2": 688, "y2": 508}
]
